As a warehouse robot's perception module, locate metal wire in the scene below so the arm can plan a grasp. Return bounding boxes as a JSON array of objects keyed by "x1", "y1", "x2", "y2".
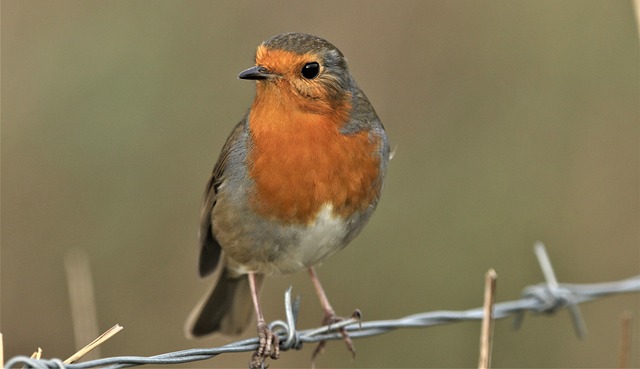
[{"x1": 5, "y1": 245, "x2": 640, "y2": 369}]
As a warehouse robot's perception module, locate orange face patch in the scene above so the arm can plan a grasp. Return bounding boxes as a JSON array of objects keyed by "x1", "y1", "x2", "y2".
[
  {"x1": 255, "y1": 46, "x2": 313, "y2": 76},
  {"x1": 253, "y1": 46, "x2": 347, "y2": 115}
]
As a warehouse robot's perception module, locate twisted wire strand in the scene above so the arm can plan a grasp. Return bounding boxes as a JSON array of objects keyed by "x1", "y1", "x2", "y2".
[{"x1": 6, "y1": 275, "x2": 639, "y2": 369}]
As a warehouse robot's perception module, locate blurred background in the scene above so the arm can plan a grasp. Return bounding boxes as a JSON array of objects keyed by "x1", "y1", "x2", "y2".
[{"x1": 2, "y1": 1, "x2": 638, "y2": 368}]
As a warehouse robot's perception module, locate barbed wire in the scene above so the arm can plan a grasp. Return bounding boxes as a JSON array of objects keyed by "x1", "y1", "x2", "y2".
[{"x1": 6, "y1": 244, "x2": 640, "y2": 369}]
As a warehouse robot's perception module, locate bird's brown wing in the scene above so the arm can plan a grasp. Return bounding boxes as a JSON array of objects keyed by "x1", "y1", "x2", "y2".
[{"x1": 198, "y1": 119, "x2": 247, "y2": 277}]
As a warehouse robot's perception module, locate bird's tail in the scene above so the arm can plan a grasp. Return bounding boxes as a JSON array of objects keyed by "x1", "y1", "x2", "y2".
[{"x1": 185, "y1": 268, "x2": 262, "y2": 338}]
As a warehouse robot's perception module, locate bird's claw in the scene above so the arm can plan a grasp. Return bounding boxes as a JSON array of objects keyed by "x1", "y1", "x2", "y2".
[
  {"x1": 311, "y1": 309, "x2": 361, "y2": 366},
  {"x1": 250, "y1": 322, "x2": 280, "y2": 369}
]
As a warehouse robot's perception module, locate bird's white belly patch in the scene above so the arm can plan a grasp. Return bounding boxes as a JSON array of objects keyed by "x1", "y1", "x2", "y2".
[{"x1": 275, "y1": 204, "x2": 347, "y2": 272}]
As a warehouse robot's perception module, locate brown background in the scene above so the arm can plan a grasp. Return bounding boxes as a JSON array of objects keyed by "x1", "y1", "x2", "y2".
[{"x1": 2, "y1": 1, "x2": 638, "y2": 368}]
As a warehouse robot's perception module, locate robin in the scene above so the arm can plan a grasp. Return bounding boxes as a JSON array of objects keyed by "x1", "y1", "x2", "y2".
[{"x1": 185, "y1": 32, "x2": 390, "y2": 367}]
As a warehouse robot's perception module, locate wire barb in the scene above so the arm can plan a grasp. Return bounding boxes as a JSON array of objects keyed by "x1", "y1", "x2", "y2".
[
  {"x1": 526, "y1": 242, "x2": 588, "y2": 338},
  {"x1": 268, "y1": 287, "x2": 302, "y2": 351}
]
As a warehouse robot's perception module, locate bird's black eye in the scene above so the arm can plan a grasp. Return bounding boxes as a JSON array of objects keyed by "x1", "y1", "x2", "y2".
[{"x1": 301, "y1": 62, "x2": 320, "y2": 79}]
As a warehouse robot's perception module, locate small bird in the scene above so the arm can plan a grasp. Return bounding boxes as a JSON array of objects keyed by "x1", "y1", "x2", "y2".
[{"x1": 186, "y1": 32, "x2": 389, "y2": 367}]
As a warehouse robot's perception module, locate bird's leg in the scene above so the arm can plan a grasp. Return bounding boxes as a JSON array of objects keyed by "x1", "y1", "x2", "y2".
[
  {"x1": 248, "y1": 272, "x2": 279, "y2": 369},
  {"x1": 308, "y1": 266, "x2": 358, "y2": 363}
]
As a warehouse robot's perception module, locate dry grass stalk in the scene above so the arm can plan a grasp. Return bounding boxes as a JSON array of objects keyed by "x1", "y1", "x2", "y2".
[
  {"x1": 478, "y1": 269, "x2": 497, "y2": 369},
  {"x1": 64, "y1": 248, "x2": 101, "y2": 361},
  {"x1": 618, "y1": 311, "x2": 633, "y2": 369},
  {"x1": 634, "y1": 0, "x2": 640, "y2": 39},
  {"x1": 30, "y1": 348, "x2": 42, "y2": 359},
  {"x1": 63, "y1": 324, "x2": 123, "y2": 364}
]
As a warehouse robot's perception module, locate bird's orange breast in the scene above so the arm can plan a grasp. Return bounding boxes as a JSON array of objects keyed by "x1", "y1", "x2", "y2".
[{"x1": 247, "y1": 91, "x2": 381, "y2": 225}]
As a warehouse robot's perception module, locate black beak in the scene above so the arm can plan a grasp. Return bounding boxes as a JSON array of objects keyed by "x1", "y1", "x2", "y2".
[{"x1": 238, "y1": 66, "x2": 272, "y2": 80}]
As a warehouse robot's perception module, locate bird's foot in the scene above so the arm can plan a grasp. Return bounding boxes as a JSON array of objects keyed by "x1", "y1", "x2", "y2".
[
  {"x1": 311, "y1": 309, "x2": 361, "y2": 366},
  {"x1": 250, "y1": 321, "x2": 280, "y2": 369}
]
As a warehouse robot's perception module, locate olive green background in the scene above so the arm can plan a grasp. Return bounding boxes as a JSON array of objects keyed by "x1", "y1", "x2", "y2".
[{"x1": 2, "y1": 1, "x2": 638, "y2": 368}]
